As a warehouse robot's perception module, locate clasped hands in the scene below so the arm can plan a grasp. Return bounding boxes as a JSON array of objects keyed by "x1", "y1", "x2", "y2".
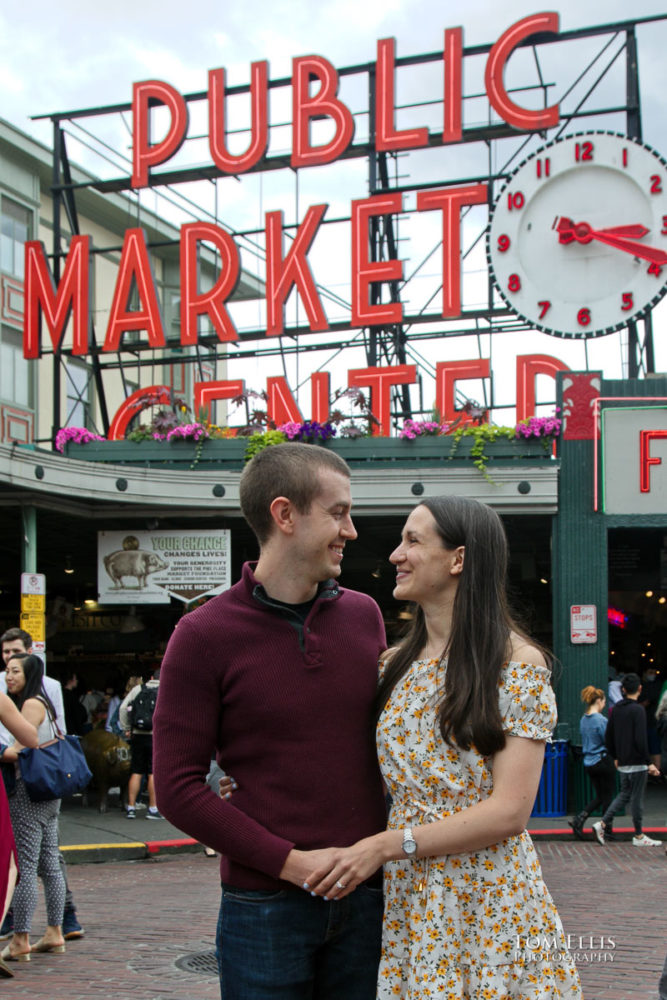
[
  {"x1": 218, "y1": 773, "x2": 385, "y2": 899},
  {"x1": 279, "y1": 837, "x2": 385, "y2": 900}
]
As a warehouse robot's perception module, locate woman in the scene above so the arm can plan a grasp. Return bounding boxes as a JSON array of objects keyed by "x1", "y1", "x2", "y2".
[
  {"x1": 1, "y1": 654, "x2": 67, "y2": 963},
  {"x1": 0, "y1": 692, "x2": 38, "y2": 978},
  {"x1": 569, "y1": 686, "x2": 616, "y2": 840},
  {"x1": 304, "y1": 497, "x2": 582, "y2": 998}
]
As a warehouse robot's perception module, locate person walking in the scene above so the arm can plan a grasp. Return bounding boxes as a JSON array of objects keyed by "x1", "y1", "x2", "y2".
[
  {"x1": 297, "y1": 496, "x2": 582, "y2": 998},
  {"x1": 568, "y1": 686, "x2": 617, "y2": 840},
  {"x1": 593, "y1": 672, "x2": 662, "y2": 846},
  {"x1": 119, "y1": 668, "x2": 162, "y2": 820},
  {"x1": 154, "y1": 442, "x2": 387, "y2": 1000}
]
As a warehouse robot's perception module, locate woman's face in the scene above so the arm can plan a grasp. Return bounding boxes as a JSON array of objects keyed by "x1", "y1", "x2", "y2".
[
  {"x1": 596, "y1": 695, "x2": 606, "y2": 711},
  {"x1": 390, "y1": 505, "x2": 464, "y2": 605},
  {"x1": 5, "y1": 658, "x2": 26, "y2": 696}
]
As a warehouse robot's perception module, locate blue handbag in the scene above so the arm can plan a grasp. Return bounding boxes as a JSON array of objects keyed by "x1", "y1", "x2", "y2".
[{"x1": 18, "y1": 709, "x2": 92, "y2": 802}]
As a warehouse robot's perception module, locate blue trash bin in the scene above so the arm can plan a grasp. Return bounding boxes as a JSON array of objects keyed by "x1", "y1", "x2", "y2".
[{"x1": 531, "y1": 740, "x2": 568, "y2": 817}]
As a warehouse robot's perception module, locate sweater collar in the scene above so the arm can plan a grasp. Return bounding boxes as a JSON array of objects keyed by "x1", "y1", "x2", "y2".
[{"x1": 240, "y1": 561, "x2": 340, "y2": 606}]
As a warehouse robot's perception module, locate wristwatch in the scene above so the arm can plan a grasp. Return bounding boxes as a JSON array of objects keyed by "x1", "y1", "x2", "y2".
[{"x1": 402, "y1": 827, "x2": 418, "y2": 857}]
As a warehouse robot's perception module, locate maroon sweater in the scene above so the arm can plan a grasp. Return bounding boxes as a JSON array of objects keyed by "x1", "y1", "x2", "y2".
[{"x1": 153, "y1": 562, "x2": 387, "y2": 889}]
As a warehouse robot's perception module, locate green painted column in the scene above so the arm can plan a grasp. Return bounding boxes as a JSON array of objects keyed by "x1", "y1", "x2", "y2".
[
  {"x1": 552, "y1": 439, "x2": 608, "y2": 738},
  {"x1": 21, "y1": 505, "x2": 37, "y2": 574}
]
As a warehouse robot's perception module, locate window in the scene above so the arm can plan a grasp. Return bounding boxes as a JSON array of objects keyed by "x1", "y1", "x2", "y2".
[
  {"x1": 0, "y1": 325, "x2": 32, "y2": 406},
  {"x1": 65, "y1": 360, "x2": 93, "y2": 427},
  {"x1": 1, "y1": 197, "x2": 31, "y2": 278}
]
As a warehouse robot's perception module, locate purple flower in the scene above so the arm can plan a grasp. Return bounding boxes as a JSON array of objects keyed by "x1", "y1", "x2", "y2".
[
  {"x1": 277, "y1": 420, "x2": 337, "y2": 442},
  {"x1": 514, "y1": 412, "x2": 562, "y2": 440},
  {"x1": 55, "y1": 427, "x2": 105, "y2": 453},
  {"x1": 166, "y1": 423, "x2": 210, "y2": 442},
  {"x1": 398, "y1": 418, "x2": 449, "y2": 440}
]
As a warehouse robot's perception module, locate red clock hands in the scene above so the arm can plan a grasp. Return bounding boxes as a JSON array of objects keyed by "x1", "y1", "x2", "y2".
[{"x1": 556, "y1": 217, "x2": 667, "y2": 266}]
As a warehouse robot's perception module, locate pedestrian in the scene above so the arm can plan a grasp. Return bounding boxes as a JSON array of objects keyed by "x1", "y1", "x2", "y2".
[
  {"x1": 593, "y1": 672, "x2": 662, "y2": 846},
  {"x1": 660, "y1": 950, "x2": 667, "y2": 1000},
  {"x1": 657, "y1": 689, "x2": 667, "y2": 776},
  {"x1": 568, "y1": 686, "x2": 616, "y2": 840},
  {"x1": 0, "y1": 629, "x2": 84, "y2": 942},
  {"x1": 302, "y1": 496, "x2": 582, "y2": 998},
  {"x1": 607, "y1": 667, "x2": 623, "y2": 712},
  {"x1": 640, "y1": 667, "x2": 663, "y2": 771},
  {"x1": 0, "y1": 691, "x2": 38, "y2": 978},
  {"x1": 61, "y1": 671, "x2": 87, "y2": 736},
  {"x1": 119, "y1": 667, "x2": 163, "y2": 820},
  {"x1": 1, "y1": 653, "x2": 66, "y2": 963},
  {"x1": 154, "y1": 442, "x2": 387, "y2": 1000}
]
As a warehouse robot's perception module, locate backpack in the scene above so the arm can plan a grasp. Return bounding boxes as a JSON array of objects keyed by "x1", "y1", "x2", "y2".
[{"x1": 131, "y1": 684, "x2": 158, "y2": 731}]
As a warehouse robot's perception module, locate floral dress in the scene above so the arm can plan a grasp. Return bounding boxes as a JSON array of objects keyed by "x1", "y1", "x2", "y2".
[{"x1": 376, "y1": 658, "x2": 582, "y2": 999}]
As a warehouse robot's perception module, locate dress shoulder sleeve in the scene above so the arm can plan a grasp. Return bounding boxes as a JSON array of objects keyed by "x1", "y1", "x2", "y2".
[{"x1": 499, "y1": 661, "x2": 557, "y2": 740}]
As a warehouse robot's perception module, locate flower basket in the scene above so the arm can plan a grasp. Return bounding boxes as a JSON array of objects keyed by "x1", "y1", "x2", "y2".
[{"x1": 62, "y1": 433, "x2": 554, "y2": 473}]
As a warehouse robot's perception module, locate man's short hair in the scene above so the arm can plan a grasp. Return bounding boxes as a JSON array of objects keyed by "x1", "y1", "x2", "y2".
[
  {"x1": 0, "y1": 627, "x2": 32, "y2": 649},
  {"x1": 621, "y1": 672, "x2": 641, "y2": 695},
  {"x1": 239, "y1": 442, "x2": 351, "y2": 545}
]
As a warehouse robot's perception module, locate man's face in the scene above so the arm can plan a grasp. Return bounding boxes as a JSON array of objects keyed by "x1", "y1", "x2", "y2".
[
  {"x1": 291, "y1": 469, "x2": 357, "y2": 584},
  {"x1": 2, "y1": 639, "x2": 29, "y2": 667}
]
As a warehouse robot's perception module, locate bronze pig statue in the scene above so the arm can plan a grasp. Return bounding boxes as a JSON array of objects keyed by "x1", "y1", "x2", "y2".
[{"x1": 81, "y1": 729, "x2": 131, "y2": 813}]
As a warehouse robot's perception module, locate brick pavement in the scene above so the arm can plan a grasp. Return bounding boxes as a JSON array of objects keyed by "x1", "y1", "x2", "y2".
[{"x1": 1, "y1": 842, "x2": 664, "y2": 999}]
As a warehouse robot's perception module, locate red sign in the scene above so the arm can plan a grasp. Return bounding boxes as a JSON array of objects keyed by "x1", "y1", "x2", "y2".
[
  {"x1": 22, "y1": 12, "x2": 567, "y2": 364},
  {"x1": 570, "y1": 605, "x2": 597, "y2": 644},
  {"x1": 131, "y1": 13, "x2": 560, "y2": 188}
]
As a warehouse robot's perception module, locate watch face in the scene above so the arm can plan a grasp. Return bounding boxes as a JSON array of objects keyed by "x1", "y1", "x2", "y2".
[{"x1": 487, "y1": 131, "x2": 667, "y2": 338}]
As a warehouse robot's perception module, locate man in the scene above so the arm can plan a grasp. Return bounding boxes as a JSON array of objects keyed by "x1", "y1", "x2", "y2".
[
  {"x1": 0, "y1": 627, "x2": 85, "y2": 941},
  {"x1": 154, "y1": 443, "x2": 387, "y2": 1000},
  {"x1": 118, "y1": 667, "x2": 163, "y2": 820},
  {"x1": 593, "y1": 672, "x2": 661, "y2": 847}
]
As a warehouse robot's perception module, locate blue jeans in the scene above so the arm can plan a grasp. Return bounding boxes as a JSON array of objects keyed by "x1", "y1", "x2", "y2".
[
  {"x1": 601, "y1": 769, "x2": 647, "y2": 834},
  {"x1": 216, "y1": 882, "x2": 383, "y2": 1000}
]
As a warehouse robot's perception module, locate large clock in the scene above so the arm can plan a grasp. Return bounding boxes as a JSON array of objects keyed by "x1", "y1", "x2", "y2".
[{"x1": 487, "y1": 131, "x2": 667, "y2": 338}]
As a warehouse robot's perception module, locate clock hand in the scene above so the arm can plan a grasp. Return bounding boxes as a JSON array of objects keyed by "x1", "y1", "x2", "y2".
[{"x1": 556, "y1": 218, "x2": 667, "y2": 266}]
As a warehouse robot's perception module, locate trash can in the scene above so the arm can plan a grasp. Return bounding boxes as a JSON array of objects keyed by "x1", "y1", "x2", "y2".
[{"x1": 531, "y1": 740, "x2": 568, "y2": 817}]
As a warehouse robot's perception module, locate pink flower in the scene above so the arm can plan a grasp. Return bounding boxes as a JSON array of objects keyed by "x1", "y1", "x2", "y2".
[{"x1": 55, "y1": 427, "x2": 105, "y2": 453}]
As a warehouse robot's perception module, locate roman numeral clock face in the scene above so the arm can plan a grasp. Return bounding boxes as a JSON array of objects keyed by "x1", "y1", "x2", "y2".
[{"x1": 487, "y1": 131, "x2": 667, "y2": 337}]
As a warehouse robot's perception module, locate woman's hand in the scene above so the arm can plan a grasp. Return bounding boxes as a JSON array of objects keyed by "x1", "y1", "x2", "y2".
[
  {"x1": 218, "y1": 775, "x2": 237, "y2": 799},
  {"x1": 302, "y1": 834, "x2": 389, "y2": 900}
]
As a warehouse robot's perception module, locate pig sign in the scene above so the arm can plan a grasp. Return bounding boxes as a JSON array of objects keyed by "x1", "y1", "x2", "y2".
[
  {"x1": 97, "y1": 529, "x2": 231, "y2": 605},
  {"x1": 104, "y1": 549, "x2": 169, "y2": 590}
]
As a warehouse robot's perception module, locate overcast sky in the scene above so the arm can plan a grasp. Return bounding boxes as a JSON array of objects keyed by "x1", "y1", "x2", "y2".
[
  {"x1": 2, "y1": 0, "x2": 665, "y2": 141},
  {"x1": 3, "y1": 0, "x2": 666, "y2": 421}
]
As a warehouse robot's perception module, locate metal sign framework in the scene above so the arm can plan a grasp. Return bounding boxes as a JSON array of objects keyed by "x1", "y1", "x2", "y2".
[{"x1": 39, "y1": 14, "x2": 666, "y2": 441}]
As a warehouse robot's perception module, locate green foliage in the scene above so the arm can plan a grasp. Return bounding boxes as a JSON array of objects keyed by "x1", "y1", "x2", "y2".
[
  {"x1": 243, "y1": 429, "x2": 288, "y2": 463},
  {"x1": 449, "y1": 424, "x2": 519, "y2": 482}
]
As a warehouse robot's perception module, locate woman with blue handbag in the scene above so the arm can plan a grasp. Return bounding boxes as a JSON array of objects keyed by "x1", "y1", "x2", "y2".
[
  {"x1": 1, "y1": 653, "x2": 67, "y2": 964},
  {"x1": 0, "y1": 691, "x2": 38, "y2": 977}
]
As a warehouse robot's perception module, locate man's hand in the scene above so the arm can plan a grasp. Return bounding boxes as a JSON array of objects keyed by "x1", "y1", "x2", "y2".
[
  {"x1": 648, "y1": 763, "x2": 660, "y2": 777},
  {"x1": 279, "y1": 848, "x2": 345, "y2": 890}
]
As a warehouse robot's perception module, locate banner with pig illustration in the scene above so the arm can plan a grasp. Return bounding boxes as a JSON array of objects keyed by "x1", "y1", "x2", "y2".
[{"x1": 97, "y1": 530, "x2": 231, "y2": 604}]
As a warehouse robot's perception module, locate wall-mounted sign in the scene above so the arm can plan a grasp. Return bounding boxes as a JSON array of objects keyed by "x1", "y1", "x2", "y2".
[
  {"x1": 602, "y1": 406, "x2": 667, "y2": 514},
  {"x1": 20, "y1": 573, "x2": 46, "y2": 651},
  {"x1": 97, "y1": 530, "x2": 231, "y2": 605},
  {"x1": 570, "y1": 604, "x2": 597, "y2": 644}
]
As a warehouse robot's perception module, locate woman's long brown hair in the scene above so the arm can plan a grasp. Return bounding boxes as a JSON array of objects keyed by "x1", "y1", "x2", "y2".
[{"x1": 375, "y1": 496, "x2": 538, "y2": 757}]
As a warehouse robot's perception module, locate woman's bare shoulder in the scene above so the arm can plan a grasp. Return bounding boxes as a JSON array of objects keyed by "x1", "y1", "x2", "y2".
[{"x1": 508, "y1": 634, "x2": 547, "y2": 668}]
